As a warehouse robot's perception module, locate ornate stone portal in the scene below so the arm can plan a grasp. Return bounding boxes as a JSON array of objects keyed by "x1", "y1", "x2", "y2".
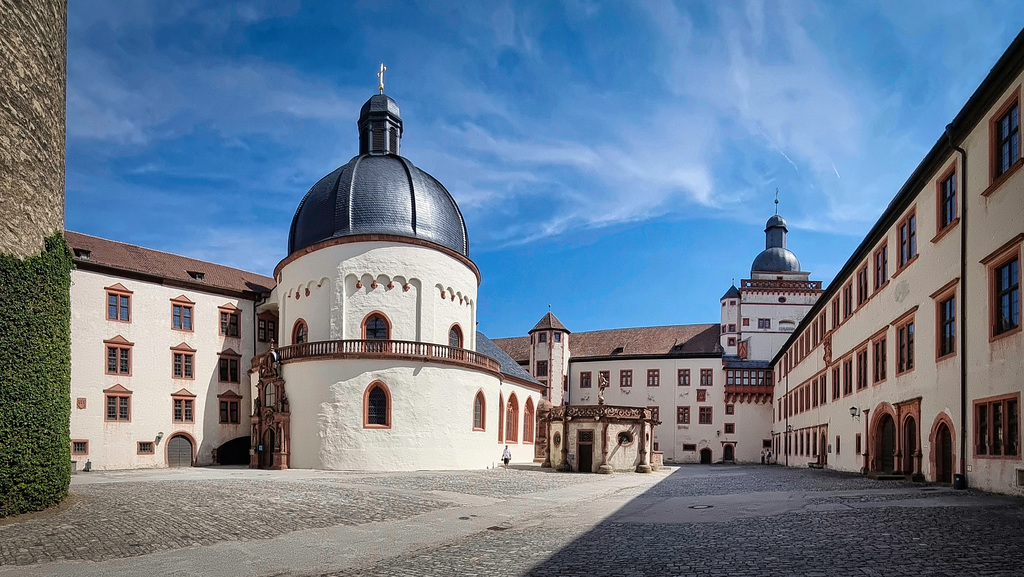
[
  {"x1": 544, "y1": 404, "x2": 659, "y2": 474},
  {"x1": 250, "y1": 351, "x2": 290, "y2": 469}
]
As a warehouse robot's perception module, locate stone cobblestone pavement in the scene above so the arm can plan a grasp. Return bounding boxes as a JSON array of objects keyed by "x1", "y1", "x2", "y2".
[
  {"x1": 0, "y1": 476, "x2": 453, "y2": 566},
  {"x1": 2, "y1": 464, "x2": 1023, "y2": 576}
]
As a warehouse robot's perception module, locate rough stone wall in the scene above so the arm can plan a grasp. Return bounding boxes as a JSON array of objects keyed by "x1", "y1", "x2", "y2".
[{"x1": 0, "y1": 0, "x2": 67, "y2": 258}]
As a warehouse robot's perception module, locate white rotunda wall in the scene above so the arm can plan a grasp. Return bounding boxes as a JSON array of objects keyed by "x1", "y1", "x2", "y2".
[
  {"x1": 277, "y1": 241, "x2": 477, "y2": 349},
  {"x1": 281, "y1": 359, "x2": 539, "y2": 470}
]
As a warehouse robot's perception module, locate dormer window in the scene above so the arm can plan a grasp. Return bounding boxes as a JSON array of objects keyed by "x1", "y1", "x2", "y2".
[
  {"x1": 73, "y1": 248, "x2": 91, "y2": 259},
  {"x1": 187, "y1": 271, "x2": 205, "y2": 282},
  {"x1": 612, "y1": 346, "x2": 624, "y2": 355}
]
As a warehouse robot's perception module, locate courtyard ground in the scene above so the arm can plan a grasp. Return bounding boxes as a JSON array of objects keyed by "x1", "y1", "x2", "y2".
[{"x1": 1, "y1": 464, "x2": 1022, "y2": 576}]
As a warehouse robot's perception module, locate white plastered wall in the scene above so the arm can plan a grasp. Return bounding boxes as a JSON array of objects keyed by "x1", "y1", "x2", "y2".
[
  {"x1": 69, "y1": 268, "x2": 255, "y2": 470},
  {"x1": 277, "y1": 241, "x2": 476, "y2": 349},
  {"x1": 281, "y1": 359, "x2": 540, "y2": 470}
]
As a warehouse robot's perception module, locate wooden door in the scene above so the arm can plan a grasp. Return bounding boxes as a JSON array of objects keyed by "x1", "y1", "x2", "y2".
[{"x1": 167, "y1": 435, "x2": 192, "y2": 467}]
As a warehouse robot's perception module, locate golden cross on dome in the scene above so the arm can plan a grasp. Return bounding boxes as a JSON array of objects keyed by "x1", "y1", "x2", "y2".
[{"x1": 377, "y1": 63, "x2": 387, "y2": 94}]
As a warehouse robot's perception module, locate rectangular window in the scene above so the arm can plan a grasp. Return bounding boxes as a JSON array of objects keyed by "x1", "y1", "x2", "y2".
[
  {"x1": 938, "y1": 295, "x2": 956, "y2": 358},
  {"x1": 619, "y1": 370, "x2": 632, "y2": 387},
  {"x1": 742, "y1": 318, "x2": 750, "y2": 327},
  {"x1": 173, "y1": 398, "x2": 195, "y2": 422},
  {"x1": 554, "y1": 333, "x2": 561, "y2": 342},
  {"x1": 856, "y1": 348, "x2": 868, "y2": 390},
  {"x1": 728, "y1": 324, "x2": 736, "y2": 332},
  {"x1": 832, "y1": 298, "x2": 840, "y2": 328},
  {"x1": 724, "y1": 423, "x2": 735, "y2": 434},
  {"x1": 842, "y1": 358, "x2": 853, "y2": 396},
  {"x1": 173, "y1": 352, "x2": 195, "y2": 379},
  {"x1": 700, "y1": 369, "x2": 713, "y2": 386},
  {"x1": 698, "y1": 406, "x2": 713, "y2": 425},
  {"x1": 678, "y1": 369, "x2": 690, "y2": 386},
  {"x1": 897, "y1": 318, "x2": 915, "y2": 374},
  {"x1": 137, "y1": 441, "x2": 154, "y2": 454},
  {"x1": 975, "y1": 394, "x2": 1020, "y2": 457},
  {"x1": 647, "y1": 406, "x2": 659, "y2": 423},
  {"x1": 105, "y1": 394, "x2": 130, "y2": 421},
  {"x1": 106, "y1": 345, "x2": 131, "y2": 375},
  {"x1": 696, "y1": 389, "x2": 707, "y2": 402},
  {"x1": 897, "y1": 212, "x2": 917, "y2": 269},
  {"x1": 535, "y1": 360, "x2": 548, "y2": 377},
  {"x1": 940, "y1": 170, "x2": 957, "y2": 231},
  {"x1": 856, "y1": 433, "x2": 862, "y2": 454},
  {"x1": 874, "y1": 244, "x2": 888, "y2": 289},
  {"x1": 219, "y1": 400, "x2": 240, "y2": 424},
  {"x1": 538, "y1": 333, "x2": 547, "y2": 343},
  {"x1": 832, "y1": 367, "x2": 840, "y2": 400},
  {"x1": 994, "y1": 100, "x2": 1020, "y2": 179},
  {"x1": 258, "y1": 318, "x2": 278, "y2": 343},
  {"x1": 757, "y1": 318, "x2": 771, "y2": 329},
  {"x1": 580, "y1": 372, "x2": 592, "y2": 389},
  {"x1": 725, "y1": 404, "x2": 735, "y2": 415},
  {"x1": 843, "y1": 283, "x2": 853, "y2": 318},
  {"x1": 872, "y1": 337, "x2": 887, "y2": 383},
  {"x1": 106, "y1": 291, "x2": 130, "y2": 321},
  {"x1": 994, "y1": 257, "x2": 1020, "y2": 336},
  {"x1": 647, "y1": 369, "x2": 660, "y2": 387},
  {"x1": 835, "y1": 436, "x2": 841, "y2": 455},
  {"x1": 677, "y1": 406, "x2": 690, "y2": 425},
  {"x1": 683, "y1": 443, "x2": 697, "y2": 451},
  {"x1": 857, "y1": 266, "x2": 869, "y2": 305},
  {"x1": 172, "y1": 303, "x2": 193, "y2": 331},
  {"x1": 72, "y1": 440, "x2": 88, "y2": 455},
  {"x1": 219, "y1": 357, "x2": 240, "y2": 383},
  {"x1": 220, "y1": 311, "x2": 240, "y2": 337}
]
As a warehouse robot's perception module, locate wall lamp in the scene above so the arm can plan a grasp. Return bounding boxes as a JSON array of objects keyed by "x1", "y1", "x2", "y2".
[
  {"x1": 849, "y1": 407, "x2": 861, "y2": 420},
  {"x1": 156, "y1": 431, "x2": 165, "y2": 444}
]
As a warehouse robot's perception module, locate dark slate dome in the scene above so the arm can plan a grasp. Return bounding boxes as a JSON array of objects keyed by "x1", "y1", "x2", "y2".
[
  {"x1": 751, "y1": 247, "x2": 801, "y2": 273},
  {"x1": 288, "y1": 94, "x2": 469, "y2": 257},
  {"x1": 751, "y1": 214, "x2": 801, "y2": 274}
]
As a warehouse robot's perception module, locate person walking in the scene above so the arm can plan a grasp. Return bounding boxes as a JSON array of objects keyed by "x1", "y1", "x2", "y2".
[{"x1": 502, "y1": 446, "x2": 511, "y2": 470}]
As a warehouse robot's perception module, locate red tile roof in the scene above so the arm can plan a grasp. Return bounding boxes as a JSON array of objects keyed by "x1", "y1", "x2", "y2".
[
  {"x1": 65, "y1": 231, "x2": 275, "y2": 297},
  {"x1": 493, "y1": 323, "x2": 722, "y2": 363}
]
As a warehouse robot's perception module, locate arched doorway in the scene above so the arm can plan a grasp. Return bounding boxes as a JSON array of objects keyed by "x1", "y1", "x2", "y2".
[
  {"x1": 700, "y1": 448, "x2": 712, "y2": 464},
  {"x1": 260, "y1": 428, "x2": 275, "y2": 469},
  {"x1": 820, "y1": 433, "x2": 828, "y2": 466},
  {"x1": 723, "y1": 445, "x2": 734, "y2": 462},
  {"x1": 167, "y1": 435, "x2": 193, "y2": 467},
  {"x1": 935, "y1": 423, "x2": 953, "y2": 483},
  {"x1": 903, "y1": 417, "x2": 917, "y2": 474},
  {"x1": 216, "y1": 436, "x2": 250, "y2": 465},
  {"x1": 877, "y1": 415, "x2": 896, "y2": 473}
]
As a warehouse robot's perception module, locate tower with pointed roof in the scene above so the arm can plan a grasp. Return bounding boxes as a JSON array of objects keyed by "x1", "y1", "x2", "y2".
[{"x1": 528, "y1": 312, "x2": 570, "y2": 405}]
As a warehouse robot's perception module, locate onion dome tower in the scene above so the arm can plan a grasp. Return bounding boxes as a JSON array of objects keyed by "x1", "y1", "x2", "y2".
[{"x1": 750, "y1": 214, "x2": 802, "y2": 276}]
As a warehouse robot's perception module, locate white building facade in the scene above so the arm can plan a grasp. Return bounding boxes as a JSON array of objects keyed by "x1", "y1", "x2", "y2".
[{"x1": 772, "y1": 30, "x2": 1024, "y2": 494}]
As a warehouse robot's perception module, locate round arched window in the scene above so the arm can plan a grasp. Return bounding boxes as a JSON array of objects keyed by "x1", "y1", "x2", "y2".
[
  {"x1": 365, "y1": 314, "x2": 389, "y2": 340},
  {"x1": 292, "y1": 320, "x2": 308, "y2": 344},
  {"x1": 449, "y1": 325, "x2": 463, "y2": 349},
  {"x1": 617, "y1": 431, "x2": 634, "y2": 446}
]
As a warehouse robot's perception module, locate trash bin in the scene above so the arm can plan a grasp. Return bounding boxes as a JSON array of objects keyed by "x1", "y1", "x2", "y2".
[{"x1": 953, "y1": 473, "x2": 967, "y2": 490}]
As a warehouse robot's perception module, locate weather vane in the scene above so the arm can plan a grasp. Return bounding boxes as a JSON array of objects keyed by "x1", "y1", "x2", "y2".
[{"x1": 774, "y1": 188, "x2": 780, "y2": 215}]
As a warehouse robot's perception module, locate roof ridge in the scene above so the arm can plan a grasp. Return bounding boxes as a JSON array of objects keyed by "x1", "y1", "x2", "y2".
[{"x1": 65, "y1": 230, "x2": 275, "y2": 282}]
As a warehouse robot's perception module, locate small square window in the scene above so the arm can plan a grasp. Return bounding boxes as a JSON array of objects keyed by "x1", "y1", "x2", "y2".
[
  {"x1": 725, "y1": 404, "x2": 735, "y2": 415},
  {"x1": 138, "y1": 441, "x2": 154, "y2": 454},
  {"x1": 724, "y1": 423, "x2": 735, "y2": 434},
  {"x1": 696, "y1": 389, "x2": 707, "y2": 402},
  {"x1": 72, "y1": 440, "x2": 88, "y2": 455}
]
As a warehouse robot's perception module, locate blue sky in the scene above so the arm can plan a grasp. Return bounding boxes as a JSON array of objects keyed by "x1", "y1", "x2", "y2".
[{"x1": 66, "y1": 1, "x2": 1024, "y2": 338}]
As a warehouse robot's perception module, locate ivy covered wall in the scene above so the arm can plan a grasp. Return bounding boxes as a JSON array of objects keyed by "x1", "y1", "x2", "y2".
[{"x1": 0, "y1": 233, "x2": 72, "y2": 517}]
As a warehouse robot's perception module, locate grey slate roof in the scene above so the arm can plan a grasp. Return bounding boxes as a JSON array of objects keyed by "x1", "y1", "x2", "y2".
[
  {"x1": 751, "y1": 247, "x2": 801, "y2": 273},
  {"x1": 529, "y1": 312, "x2": 569, "y2": 333},
  {"x1": 288, "y1": 94, "x2": 469, "y2": 258},
  {"x1": 476, "y1": 332, "x2": 541, "y2": 385},
  {"x1": 721, "y1": 285, "x2": 740, "y2": 299}
]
